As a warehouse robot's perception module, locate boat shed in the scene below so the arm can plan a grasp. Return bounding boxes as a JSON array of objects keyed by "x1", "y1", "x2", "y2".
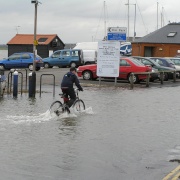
[
  {"x1": 132, "y1": 23, "x2": 180, "y2": 57},
  {"x1": 7, "y1": 34, "x2": 65, "y2": 58}
]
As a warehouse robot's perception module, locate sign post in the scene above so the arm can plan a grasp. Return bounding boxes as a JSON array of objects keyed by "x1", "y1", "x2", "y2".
[{"x1": 97, "y1": 41, "x2": 120, "y2": 86}]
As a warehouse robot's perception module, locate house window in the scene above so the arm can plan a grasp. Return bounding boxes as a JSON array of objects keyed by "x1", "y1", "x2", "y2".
[
  {"x1": 38, "y1": 38, "x2": 48, "y2": 42},
  {"x1": 167, "y1": 32, "x2": 177, "y2": 37}
]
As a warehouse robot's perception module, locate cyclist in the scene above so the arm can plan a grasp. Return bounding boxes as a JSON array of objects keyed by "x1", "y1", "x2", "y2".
[{"x1": 61, "y1": 67, "x2": 83, "y2": 108}]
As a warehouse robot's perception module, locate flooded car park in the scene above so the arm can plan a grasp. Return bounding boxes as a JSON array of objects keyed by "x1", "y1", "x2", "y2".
[{"x1": 1, "y1": 68, "x2": 180, "y2": 179}]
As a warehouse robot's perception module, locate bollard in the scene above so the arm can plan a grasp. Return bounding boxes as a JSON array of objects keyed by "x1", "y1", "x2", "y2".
[
  {"x1": 160, "y1": 72, "x2": 164, "y2": 84},
  {"x1": 13, "y1": 71, "x2": 18, "y2": 97},
  {"x1": 130, "y1": 73, "x2": 134, "y2": 90},
  {"x1": 29, "y1": 72, "x2": 33, "y2": 97},
  {"x1": 146, "y1": 73, "x2": 150, "y2": 87},
  {"x1": 173, "y1": 71, "x2": 176, "y2": 82},
  {"x1": 32, "y1": 71, "x2": 36, "y2": 98}
]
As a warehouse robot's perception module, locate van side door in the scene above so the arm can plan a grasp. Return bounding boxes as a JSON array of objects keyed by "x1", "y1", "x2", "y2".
[
  {"x1": 49, "y1": 51, "x2": 61, "y2": 66},
  {"x1": 59, "y1": 50, "x2": 71, "y2": 66}
]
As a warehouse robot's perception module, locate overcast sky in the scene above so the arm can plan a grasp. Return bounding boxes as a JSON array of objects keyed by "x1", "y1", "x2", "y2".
[{"x1": 0, "y1": 0, "x2": 179, "y2": 44}]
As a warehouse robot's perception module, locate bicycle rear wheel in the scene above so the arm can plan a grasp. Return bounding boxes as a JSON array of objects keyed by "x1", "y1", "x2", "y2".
[
  {"x1": 49, "y1": 101, "x2": 63, "y2": 115},
  {"x1": 72, "y1": 99, "x2": 85, "y2": 113}
]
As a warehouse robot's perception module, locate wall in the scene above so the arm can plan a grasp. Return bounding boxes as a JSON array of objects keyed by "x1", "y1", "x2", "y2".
[{"x1": 132, "y1": 43, "x2": 180, "y2": 57}]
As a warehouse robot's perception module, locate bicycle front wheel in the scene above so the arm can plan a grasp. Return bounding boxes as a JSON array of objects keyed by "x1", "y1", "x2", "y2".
[
  {"x1": 49, "y1": 101, "x2": 63, "y2": 115},
  {"x1": 72, "y1": 99, "x2": 85, "y2": 113}
]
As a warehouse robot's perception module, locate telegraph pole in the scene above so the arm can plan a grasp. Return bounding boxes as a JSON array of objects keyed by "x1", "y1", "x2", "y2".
[
  {"x1": 30, "y1": 0, "x2": 39, "y2": 97},
  {"x1": 157, "y1": 1, "x2": 159, "y2": 30},
  {"x1": 104, "y1": 1, "x2": 106, "y2": 40}
]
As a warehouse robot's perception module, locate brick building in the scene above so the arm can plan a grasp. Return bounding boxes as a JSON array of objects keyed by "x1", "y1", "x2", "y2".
[{"x1": 132, "y1": 23, "x2": 180, "y2": 57}]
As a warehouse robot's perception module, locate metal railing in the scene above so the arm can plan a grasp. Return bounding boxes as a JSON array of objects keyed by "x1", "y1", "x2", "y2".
[
  {"x1": 129, "y1": 70, "x2": 178, "y2": 89},
  {"x1": 39, "y1": 74, "x2": 55, "y2": 97}
]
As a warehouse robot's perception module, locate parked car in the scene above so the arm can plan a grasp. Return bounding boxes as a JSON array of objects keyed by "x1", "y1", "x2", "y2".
[
  {"x1": 149, "y1": 57, "x2": 176, "y2": 69},
  {"x1": 43, "y1": 49, "x2": 83, "y2": 68},
  {"x1": 0, "y1": 52, "x2": 44, "y2": 71},
  {"x1": 77, "y1": 57, "x2": 152, "y2": 83},
  {"x1": 166, "y1": 57, "x2": 180, "y2": 72},
  {"x1": 133, "y1": 56, "x2": 176, "y2": 81}
]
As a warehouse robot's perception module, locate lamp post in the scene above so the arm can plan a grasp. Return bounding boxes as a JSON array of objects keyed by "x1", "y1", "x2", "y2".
[
  {"x1": 133, "y1": 4, "x2": 136, "y2": 41},
  {"x1": 30, "y1": 0, "x2": 38, "y2": 97}
]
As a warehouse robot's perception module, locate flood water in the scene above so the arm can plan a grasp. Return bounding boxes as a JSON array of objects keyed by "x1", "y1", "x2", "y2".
[
  {"x1": 0, "y1": 49, "x2": 8, "y2": 59},
  {"x1": 1, "y1": 84, "x2": 180, "y2": 180}
]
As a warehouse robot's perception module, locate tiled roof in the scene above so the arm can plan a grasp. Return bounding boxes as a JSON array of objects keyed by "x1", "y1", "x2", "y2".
[
  {"x1": 133, "y1": 23, "x2": 180, "y2": 44},
  {"x1": 7, "y1": 34, "x2": 59, "y2": 45}
]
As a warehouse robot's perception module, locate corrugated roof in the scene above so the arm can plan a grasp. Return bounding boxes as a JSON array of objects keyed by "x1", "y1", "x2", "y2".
[
  {"x1": 133, "y1": 23, "x2": 180, "y2": 44},
  {"x1": 7, "y1": 34, "x2": 59, "y2": 45}
]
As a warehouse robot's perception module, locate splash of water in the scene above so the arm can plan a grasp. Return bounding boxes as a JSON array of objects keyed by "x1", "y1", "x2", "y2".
[
  {"x1": 6, "y1": 107, "x2": 94, "y2": 123},
  {"x1": 6, "y1": 110, "x2": 56, "y2": 124}
]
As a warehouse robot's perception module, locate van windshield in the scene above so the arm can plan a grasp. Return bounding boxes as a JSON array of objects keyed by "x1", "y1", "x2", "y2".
[{"x1": 72, "y1": 51, "x2": 79, "y2": 57}]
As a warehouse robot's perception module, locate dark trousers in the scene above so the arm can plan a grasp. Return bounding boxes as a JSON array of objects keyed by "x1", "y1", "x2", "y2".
[{"x1": 61, "y1": 88, "x2": 76, "y2": 108}]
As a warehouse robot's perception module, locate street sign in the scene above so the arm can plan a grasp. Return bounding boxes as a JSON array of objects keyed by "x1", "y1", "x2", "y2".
[
  {"x1": 34, "y1": 40, "x2": 38, "y2": 45},
  {"x1": 107, "y1": 33, "x2": 126, "y2": 41},
  {"x1": 107, "y1": 27, "x2": 127, "y2": 33},
  {"x1": 97, "y1": 41, "x2": 120, "y2": 77},
  {"x1": 107, "y1": 27, "x2": 127, "y2": 41}
]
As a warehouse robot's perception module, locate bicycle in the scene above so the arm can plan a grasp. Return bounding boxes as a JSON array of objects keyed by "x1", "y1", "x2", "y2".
[{"x1": 49, "y1": 88, "x2": 85, "y2": 116}]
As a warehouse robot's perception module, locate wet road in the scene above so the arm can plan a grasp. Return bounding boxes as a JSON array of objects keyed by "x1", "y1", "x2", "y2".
[{"x1": 1, "y1": 79, "x2": 180, "y2": 179}]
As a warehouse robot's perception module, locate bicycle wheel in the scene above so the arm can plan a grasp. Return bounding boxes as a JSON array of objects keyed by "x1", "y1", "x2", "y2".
[
  {"x1": 72, "y1": 99, "x2": 85, "y2": 113},
  {"x1": 49, "y1": 101, "x2": 63, "y2": 115}
]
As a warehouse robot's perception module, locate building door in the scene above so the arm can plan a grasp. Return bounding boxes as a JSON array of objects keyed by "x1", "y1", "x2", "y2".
[{"x1": 144, "y1": 47, "x2": 153, "y2": 57}]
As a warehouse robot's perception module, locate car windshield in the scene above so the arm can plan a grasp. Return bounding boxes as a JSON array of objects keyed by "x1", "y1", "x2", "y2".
[
  {"x1": 166, "y1": 58, "x2": 175, "y2": 64},
  {"x1": 36, "y1": 55, "x2": 42, "y2": 59},
  {"x1": 129, "y1": 57, "x2": 145, "y2": 66},
  {"x1": 145, "y1": 59, "x2": 160, "y2": 66},
  {"x1": 151, "y1": 60, "x2": 160, "y2": 66}
]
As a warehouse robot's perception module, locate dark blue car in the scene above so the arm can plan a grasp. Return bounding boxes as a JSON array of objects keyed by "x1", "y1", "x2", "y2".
[{"x1": 0, "y1": 52, "x2": 44, "y2": 71}]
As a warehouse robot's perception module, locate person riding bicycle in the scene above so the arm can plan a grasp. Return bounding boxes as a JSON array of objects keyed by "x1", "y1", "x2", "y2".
[{"x1": 61, "y1": 67, "x2": 83, "y2": 108}]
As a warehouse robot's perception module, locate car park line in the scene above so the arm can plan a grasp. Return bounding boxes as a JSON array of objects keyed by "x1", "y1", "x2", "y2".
[{"x1": 163, "y1": 165, "x2": 180, "y2": 180}]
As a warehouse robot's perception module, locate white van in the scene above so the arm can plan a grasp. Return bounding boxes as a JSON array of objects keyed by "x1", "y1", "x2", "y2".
[{"x1": 82, "y1": 50, "x2": 97, "y2": 65}]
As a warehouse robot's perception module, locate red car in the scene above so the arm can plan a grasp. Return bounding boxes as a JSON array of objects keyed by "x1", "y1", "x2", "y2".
[{"x1": 77, "y1": 57, "x2": 152, "y2": 83}]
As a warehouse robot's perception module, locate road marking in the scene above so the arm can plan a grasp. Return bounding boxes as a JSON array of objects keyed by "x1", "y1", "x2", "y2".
[
  {"x1": 163, "y1": 165, "x2": 180, "y2": 180},
  {"x1": 172, "y1": 171, "x2": 180, "y2": 180}
]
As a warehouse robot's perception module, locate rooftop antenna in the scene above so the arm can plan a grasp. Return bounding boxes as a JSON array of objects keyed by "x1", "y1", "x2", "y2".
[{"x1": 16, "y1": 26, "x2": 20, "y2": 34}]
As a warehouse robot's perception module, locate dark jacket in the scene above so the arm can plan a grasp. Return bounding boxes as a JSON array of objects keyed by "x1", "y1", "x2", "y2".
[{"x1": 61, "y1": 72, "x2": 82, "y2": 90}]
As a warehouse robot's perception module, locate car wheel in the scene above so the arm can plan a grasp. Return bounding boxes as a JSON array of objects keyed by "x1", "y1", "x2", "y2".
[
  {"x1": 28, "y1": 64, "x2": 33, "y2": 71},
  {"x1": 82, "y1": 71, "x2": 92, "y2": 80},
  {"x1": 36, "y1": 67, "x2": 40, "y2": 71},
  {"x1": 163, "y1": 73, "x2": 169, "y2": 81},
  {"x1": 70, "y1": 62, "x2": 77, "y2": 68},
  {"x1": 0, "y1": 64, "x2": 5, "y2": 70},
  {"x1": 128, "y1": 74, "x2": 139, "y2": 83},
  {"x1": 44, "y1": 63, "x2": 50, "y2": 68}
]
